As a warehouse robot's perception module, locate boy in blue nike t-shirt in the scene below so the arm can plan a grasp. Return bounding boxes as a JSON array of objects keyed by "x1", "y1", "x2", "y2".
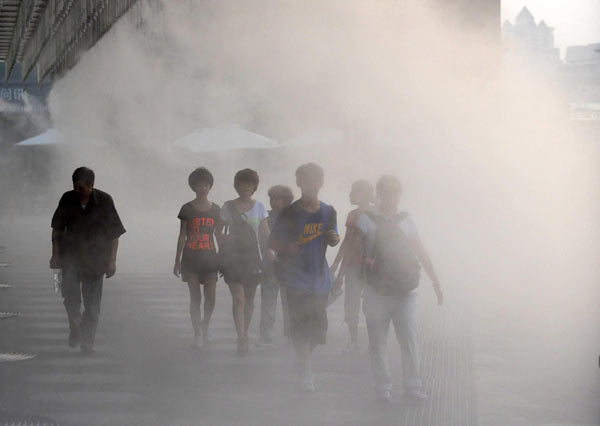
[{"x1": 269, "y1": 163, "x2": 340, "y2": 392}]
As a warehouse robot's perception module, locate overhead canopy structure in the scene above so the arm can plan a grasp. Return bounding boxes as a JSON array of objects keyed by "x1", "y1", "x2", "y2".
[
  {"x1": 13, "y1": 127, "x2": 108, "y2": 146},
  {"x1": 0, "y1": 0, "x2": 499, "y2": 83},
  {"x1": 0, "y1": 0, "x2": 141, "y2": 82},
  {"x1": 173, "y1": 125, "x2": 279, "y2": 153},
  {"x1": 14, "y1": 127, "x2": 60, "y2": 146}
]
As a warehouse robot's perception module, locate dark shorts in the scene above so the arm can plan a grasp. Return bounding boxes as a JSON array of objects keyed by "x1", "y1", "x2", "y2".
[
  {"x1": 181, "y1": 257, "x2": 218, "y2": 284},
  {"x1": 182, "y1": 271, "x2": 218, "y2": 284},
  {"x1": 286, "y1": 287, "x2": 328, "y2": 345},
  {"x1": 223, "y1": 270, "x2": 261, "y2": 288}
]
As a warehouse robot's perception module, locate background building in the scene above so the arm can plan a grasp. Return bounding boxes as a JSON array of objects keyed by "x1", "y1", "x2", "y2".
[
  {"x1": 565, "y1": 43, "x2": 600, "y2": 142},
  {"x1": 564, "y1": 43, "x2": 600, "y2": 103},
  {"x1": 502, "y1": 6, "x2": 561, "y2": 69}
]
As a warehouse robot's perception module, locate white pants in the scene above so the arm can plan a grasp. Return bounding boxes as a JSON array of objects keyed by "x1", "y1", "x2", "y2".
[{"x1": 362, "y1": 287, "x2": 421, "y2": 391}]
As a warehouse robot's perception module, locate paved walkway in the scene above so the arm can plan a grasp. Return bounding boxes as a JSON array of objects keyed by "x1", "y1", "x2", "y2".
[
  {"x1": 2, "y1": 215, "x2": 598, "y2": 426},
  {"x1": 0, "y1": 229, "x2": 476, "y2": 426}
]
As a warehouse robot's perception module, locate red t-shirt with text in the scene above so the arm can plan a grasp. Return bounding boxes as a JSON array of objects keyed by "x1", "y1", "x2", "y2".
[{"x1": 177, "y1": 202, "x2": 221, "y2": 264}]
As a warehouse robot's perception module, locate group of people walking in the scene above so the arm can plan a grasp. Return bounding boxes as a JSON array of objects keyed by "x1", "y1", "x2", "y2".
[{"x1": 50, "y1": 163, "x2": 443, "y2": 402}]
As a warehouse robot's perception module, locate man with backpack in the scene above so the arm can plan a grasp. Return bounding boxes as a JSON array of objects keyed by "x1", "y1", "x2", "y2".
[{"x1": 355, "y1": 175, "x2": 443, "y2": 402}]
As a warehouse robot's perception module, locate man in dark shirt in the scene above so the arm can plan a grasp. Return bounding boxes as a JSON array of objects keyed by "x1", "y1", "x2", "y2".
[{"x1": 50, "y1": 167, "x2": 126, "y2": 354}]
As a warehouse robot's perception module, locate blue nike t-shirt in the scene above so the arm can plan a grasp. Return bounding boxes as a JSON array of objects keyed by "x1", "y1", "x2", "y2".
[{"x1": 269, "y1": 201, "x2": 338, "y2": 294}]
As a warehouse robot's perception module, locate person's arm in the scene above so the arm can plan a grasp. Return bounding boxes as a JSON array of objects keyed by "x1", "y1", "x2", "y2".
[
  {"x1": 331, "y1": 211, "x2": 357, "y2": 271},
  {"x1": 104, "y1": 195, "x2": 126, "y2": 279},
  {"x1": 215, "y1": 203, "x2": 233, "y2": 246},
  {"x1": 268, "y1": 212, "x2": 295, "y2": 256},
  {"x1": 173, "y1": 220, "x2": 187, "y2": 277},
  {"x1": 331, "y1": 227, "x2": 361, "y2": 293},
  {"x1": 50, "y1": 194, "x2": 67, "y2": 269},
  {"x1": 325, "y1": 207, "x2": 340, "y2": 247},
  {"x1": 105, "y1": 238, "x2": 120, "y2": 278},
  {"x1": 50, "y1": 229, "x2": 62, "y2": 269},
  {"x1": 330, "y1": 230, "x2": 350, "y2": 273},
  {"x1": 215, "y1": 220, "x2": 231, "y2": 246},
  {"x1": 268, "y1": 236, "x2": 296, "y2": 256},
  {"x1": 259, "y1": 218, "x2": 276, "y2": 262},
  {"x1": 326, "y1": 227, "x2": 340, "y2": 247},
  {"x1": 410, "y1": 236, "x2": 443, "y2": 305},
  {"x1": 258, "y1": 217, "x2": 270, "y2": 250}
]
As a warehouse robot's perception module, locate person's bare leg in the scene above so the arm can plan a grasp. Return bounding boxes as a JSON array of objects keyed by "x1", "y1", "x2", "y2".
[
  {"x1": 201, "y1": 278, "x2": 216, "y2": 340},
  {"x1": 243, "y1": 284, "x2": 257, "y2": 334},
  {"x1": 187, "y1": 277, "x2": 202, "y2": 345},
  {"x1": 293, "y1": 336, "x2": 314, "y2": 390},
  {"x1": 228, "y1": 283, "x2": 248, "y2": 354},
  {"x1": 227, "y1": 282, "x2": 245, "y2": 338}
]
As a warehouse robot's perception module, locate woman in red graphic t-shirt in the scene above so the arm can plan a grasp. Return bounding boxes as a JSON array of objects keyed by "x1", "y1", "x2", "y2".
[{"x1": 174, "y1": 167, "x2": 221, "y2": 348}]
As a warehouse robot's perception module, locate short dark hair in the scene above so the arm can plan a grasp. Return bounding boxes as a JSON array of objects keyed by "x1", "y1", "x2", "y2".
[
  {"x1": 295, "y1": 162, "x2": 324, "y2": 183},
  {"x1": 72, "y1": 167, "x2": 95, "y2": 185},
  {"x1": 234, "y1": 168, "x2": 259, "y2": 192},
  {"x1": 268, "y1": 185, "x2": 294, "y2": 205},
  {"x1": 351, "y1": 179, "x2": 374, "y2": 200},
  {"x1": 376, "y1": 175, "x2": 402, "y2": 195},
  {"x1": 188, "y1": 167, "x2": 214, "y2": 189}
]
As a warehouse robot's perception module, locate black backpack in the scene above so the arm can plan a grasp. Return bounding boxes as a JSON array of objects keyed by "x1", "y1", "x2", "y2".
[
  {"x1": 218, "y1": 201, "x2": 262, "y2": 277},
  {"x1": 365, "y1": 212, "x2": 421, "y2": 295}
]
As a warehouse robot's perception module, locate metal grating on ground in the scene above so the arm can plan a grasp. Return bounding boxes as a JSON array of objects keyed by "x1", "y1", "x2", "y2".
[
  {"x1": 392, "y1": 306, "x2": 478, "y2": 426},
  {"x1": 0, "y1": 257, "x2": 480, "y2": 426},
  {"x1": 0, "y1": 350, "x2": 36, "y2": 362},
  {"x1": 0, "y1": 411, "x2": 59, "y2": 426},
  {"x1": 0, "y1": 311, "x2": 20, "y2": 320}
]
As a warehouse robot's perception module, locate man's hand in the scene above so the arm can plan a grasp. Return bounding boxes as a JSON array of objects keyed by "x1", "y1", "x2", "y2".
[
  {"x1": 106, "y1": 260, "x2": 117, "y2": 279},
  {"x1": 49, "y1": 255, "x2": 61, "y2": 269},
  {"x1": 433, "y1": 284, "x2": 443, "y2": 306},
  {"x1": 173, "y1": 261, "x2": 181, "y2": 277},
  {"x1": 288, "y1": 241, "x2": 301, "y2": 256},
  {"x1": 265, "y1": 248, "x2": 277, "y2": 262},
  {"x1": 326, "y1": 230, "x2": 340, "y2": 247}
]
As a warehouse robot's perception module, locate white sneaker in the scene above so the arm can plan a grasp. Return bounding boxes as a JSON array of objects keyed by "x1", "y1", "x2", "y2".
[
  {"x1": 299, "y1": 368, "x2": 315, "y2": 392},
  {"x1": 376, "y1": 389, "x2": 392, "y2": 402},
  {"x1": 193, "y1": 333, "x2": 202, "y2": 348},
  {"x1": 202, "y1": 329, "x2": 213, "y2": 344},
  {"x1": 257, "y1": 335, "x2": 273, "y2": 346},
  {"x1": 403, "y1": 388, "x2": 428, "y2": 402},
  {"x1": 343, "y1": 341, "x2": 358, "y2": 354}
]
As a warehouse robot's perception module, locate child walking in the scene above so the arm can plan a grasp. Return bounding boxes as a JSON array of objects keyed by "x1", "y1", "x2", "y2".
[
  {"x1": 269, "y1": 163, "x2": 339, "y2": 391},
  {"x1": 217, "y1": 168, "x2": 268, "y2": 355},
  {"x1": 257, "y1": 185, "x2": 294, "y2": 344},
  {"x1": 174, "y1": 167, "x2": 221, "y2": 348},
  {"x1": 330, "y1": 179, "x2": 374, "y2": 353}
]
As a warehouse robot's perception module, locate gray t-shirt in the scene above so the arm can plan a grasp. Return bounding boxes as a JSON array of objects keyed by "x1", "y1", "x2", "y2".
[
  {"x1": 220, "y1": 200, "x2": 268, "y2": 238},
  {"x1": 355, "y1": 209, "x2": 419, "y2": 257}
]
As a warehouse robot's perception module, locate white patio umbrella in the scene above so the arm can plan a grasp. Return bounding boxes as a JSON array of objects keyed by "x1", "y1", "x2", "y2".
[
  {"x1": 14, "y1": 128, "x2": 61, "y2": 146},
  {"x1": 14, "y1": 128, "x2": 108, "y2": 148},
  {"x1": 173, "y1": 125, "x2": 279, "y2": 153}
]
